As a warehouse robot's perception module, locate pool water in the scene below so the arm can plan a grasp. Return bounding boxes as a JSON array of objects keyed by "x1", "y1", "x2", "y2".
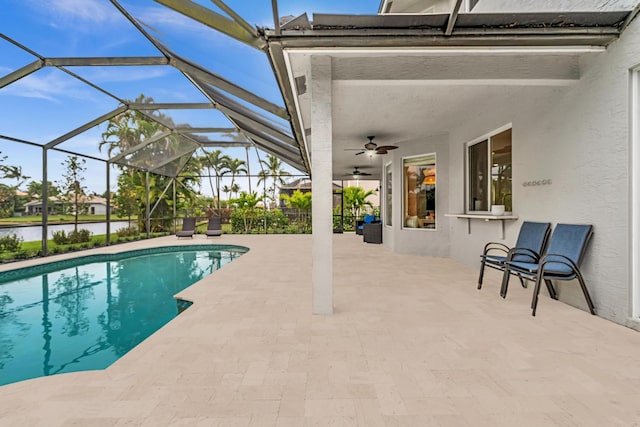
[{"x1": 0, "y1": 245, "x2": 247, "y2": 386}]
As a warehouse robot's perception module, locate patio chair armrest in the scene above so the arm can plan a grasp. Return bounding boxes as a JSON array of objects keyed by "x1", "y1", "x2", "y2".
[
  {"x1": 539, "y1": 253, "x2": 581, "y2": 275},
  {"x1": 481, "y1": 242, "x2": 509, "y2": 257},
  {"x1": 507, "y1": 247, "x2": 541, "y2": 262}
]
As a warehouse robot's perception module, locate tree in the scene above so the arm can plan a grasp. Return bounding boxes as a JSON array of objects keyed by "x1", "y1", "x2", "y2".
[
  {"x1": 222, "y1": 184, "x2": 232, "y2": 202},
  {"x1": 59, "y1": 156, "x2": 87, "y2": 232},
  {"x1": 230, "y1": 191, "x2": 263, "y2": 233},
  {"x1": 0, "y1": 151, "x2": 29, "y2": 217},
  {"x1": 230, "y1": 183, "x2": 240, "y2": 198},
  {"x1": 257, "y1": 155, "x2": 291, "y2": 208},
  {"x1": 26, "y1": 180, "x2": 59, "y2": 200},
  {"x1": 101, "y1": 95, "x2": 200, "y2": 232},
  {"x1": 281, "y1": 189, "x2": 312, "y2": 231},
  {"x1": 224, "y1": 157, "x2": 247, "y2": 196},
  {"x1": 343, "y1": 186, "x2": 375, "y2": 220},
  {"x1": 114, "y1": 171, "x2": 138, "y2": 227},
  {"x1": 199, "y1": 150, "x2": 230, "y2": 214}
]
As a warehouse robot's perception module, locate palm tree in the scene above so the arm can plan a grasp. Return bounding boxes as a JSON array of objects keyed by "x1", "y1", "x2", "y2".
[
  {"x1": 222, "y1": 184, "x2": 232, "y2": 202},
  {"x1": 199, "y1": 150, "x2": 231, "y2": 214},
  {"x1": 343, "y1": 186, "x2": 375, "y2": 221},
  {"x1": 257, "y1": 155, "x2": 291, "y2": 208},
  {"x1": 245, "y1": 146, "x2": 252, "y2": 194},
  {"x1": 281, "y1": 189, "x2": 312, "y2": 231},
  {"x1": 231, "y1": 183, "x2": 240, "y2": 199},
  {"x1": 224, "y1": 157, "x2": 247, "y2": 195}
]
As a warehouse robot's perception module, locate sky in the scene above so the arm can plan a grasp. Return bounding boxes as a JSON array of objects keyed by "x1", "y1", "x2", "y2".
[{"x1": 0, "y1": 0, "x2": 378, "y2": 197}]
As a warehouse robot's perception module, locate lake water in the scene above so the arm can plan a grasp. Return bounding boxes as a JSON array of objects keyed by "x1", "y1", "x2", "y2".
[{"x1": 0, "y1": 221, "x2": 131, "y2": 242}]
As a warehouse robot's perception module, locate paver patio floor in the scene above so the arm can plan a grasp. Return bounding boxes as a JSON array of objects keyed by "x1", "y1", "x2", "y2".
[{"x1": 1, "y1": 233, "x2": 639, "y2": 426}]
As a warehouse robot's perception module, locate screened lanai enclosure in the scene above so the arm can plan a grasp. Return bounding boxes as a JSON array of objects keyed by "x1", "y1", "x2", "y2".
[{"x1": 0, "y1": 0, "x2": 320, "y2": 256}]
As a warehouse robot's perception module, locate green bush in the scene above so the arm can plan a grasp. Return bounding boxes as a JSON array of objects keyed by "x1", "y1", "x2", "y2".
[
  {"x1": 116, "y1": 226, "x2": 138, "y2": 237},
  {"x1": 52, "y1": 230, "x2": 69, "y2": 245},
  {"x1": 0, "y1": 233, "x2": 23, "y2": 252},
  {"x1": 68, "y1": 229, "x2": 92, "y2": 244}
]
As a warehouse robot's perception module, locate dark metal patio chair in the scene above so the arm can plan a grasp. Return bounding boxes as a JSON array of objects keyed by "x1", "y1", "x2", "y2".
[
  {"x1": 205, "y1": 216, "x2": 222, "y2": 237},
  {"x1": 500, "y1": 223, "x2": 595, "y2": 316},
  {"x1": 176, "y1": 217, "x2": 196, "y2": 238},
  {"x1": 478, "y1": 221, "x2": 551, "y2": 291}
]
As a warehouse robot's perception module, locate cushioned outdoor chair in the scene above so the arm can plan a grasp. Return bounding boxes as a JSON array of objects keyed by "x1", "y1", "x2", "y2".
[
  {"x1": 176, "y1": 217, "x2": 196, "y2": 238},
  {"x1": 363, "y1": 221, "x2": 382, "y2": 244},
  {"x1": 501, "y1": 223, "x2": 595, "y2": 316},
  {"x1": 356, "y1": 214, "x2": 376, "y2": 235},
  {"x1": 205, "y1": 216, "x2": 222, "y2": 237},
  {"x1": 477, "y1": 221, "x2": 551, "y2": 291}
]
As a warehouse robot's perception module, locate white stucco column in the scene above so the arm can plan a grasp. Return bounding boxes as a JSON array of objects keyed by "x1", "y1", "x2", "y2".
[{"x1": 310, "y1": 55, "x2": 333, "y2": 315}]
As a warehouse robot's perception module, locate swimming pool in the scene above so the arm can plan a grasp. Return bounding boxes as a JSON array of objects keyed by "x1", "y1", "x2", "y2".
[{"x1": 0, "y1": 245, "x2": 247, "y2": 386}]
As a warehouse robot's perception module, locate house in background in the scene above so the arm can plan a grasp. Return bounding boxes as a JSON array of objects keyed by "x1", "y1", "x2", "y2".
[
  {"x1": 25, "y1": 196, "x2": 112, "y2": 216},
  {"x1": 263, "y1": 0, "x2": 640, "y2": 328}
]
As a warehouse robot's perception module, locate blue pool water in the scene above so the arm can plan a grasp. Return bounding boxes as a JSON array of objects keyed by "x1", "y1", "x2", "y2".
[{"x1": 0, "y1": 245, "x2": 247, "y2": 386}]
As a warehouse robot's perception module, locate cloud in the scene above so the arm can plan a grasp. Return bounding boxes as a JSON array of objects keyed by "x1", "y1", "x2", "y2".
[
  {"x1": 30, "y1": 0, "x2": 122, "y2": 29},
  {"x1": 2, "y1": 69, "x2": 102, "y2": 102}
]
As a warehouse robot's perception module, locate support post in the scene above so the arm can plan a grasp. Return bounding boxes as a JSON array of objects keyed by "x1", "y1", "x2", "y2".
[
  {"x1": 310, "y1": 55, "x2": 333, "y2": 315},
  {"x1": 146, "y1": 171, "x2": 150, "y2": 239},
  {"x1": 42, "y1": 148, "x2": 48, "y2": 256},
  {"x1": 106, "y1": 162, "x2": 111, "y2": 245}
]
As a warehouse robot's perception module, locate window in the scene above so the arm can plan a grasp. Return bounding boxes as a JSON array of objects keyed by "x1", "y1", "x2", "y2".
[
  {"x1": 385, "y1": 162, "x2": 392, "y2": 226},
  {"x1": 466, "y1": 127, "x2": 512, "y2": 213},
  {"x1": 403, "y1": 153, "x2": 436, "y2": 229}
]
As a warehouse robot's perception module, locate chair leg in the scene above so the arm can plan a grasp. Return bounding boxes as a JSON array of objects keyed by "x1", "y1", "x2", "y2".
[
  {"x1": 531, "y1": 271, "x2": 545, "y2": 316},
  {"x1": 544, "y1": 279, "x2": 558, "y2": 300},
  {"x1": 500, "y1": 267, "x2": 511, "y2": 298},
  {"x1": 518, "y1": 276, "x2": 527, "y2": 288},
  {"x1": 576, "y1": 271, "x2": 596, "y2": 315},
  {"x1": 477, "y1": 261, "x2": 486, "y2": 290}
]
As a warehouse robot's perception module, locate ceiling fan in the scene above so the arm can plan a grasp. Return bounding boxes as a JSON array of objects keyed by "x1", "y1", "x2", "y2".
[
  {"x1": 348, "y1": 136, "x2": 398, "y2": 156},
  {"x1": 344, "y1": 167, "x2": 371, "y2": 177}
]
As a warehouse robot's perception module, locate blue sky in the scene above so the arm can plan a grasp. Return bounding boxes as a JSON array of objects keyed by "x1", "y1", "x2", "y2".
[{"x1": 0, "y1": 0, "x2": 378, "y2": 196}]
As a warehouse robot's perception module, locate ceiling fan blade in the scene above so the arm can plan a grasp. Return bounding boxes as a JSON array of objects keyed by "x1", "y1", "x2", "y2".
[
  {"x1": 376, "y1": 145, "x2": 397, "y2": 151},
  {"x1": 360, "y1": 171, "x2": 372, "y2": 176},
  {"x1": 355, "y1": 151, "x2": 365, "y2": 155}
]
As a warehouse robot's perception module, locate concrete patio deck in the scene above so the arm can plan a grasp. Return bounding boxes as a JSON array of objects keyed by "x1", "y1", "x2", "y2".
[{"x1": 1, "y1": 233, "x2": 639, "y2": 426}]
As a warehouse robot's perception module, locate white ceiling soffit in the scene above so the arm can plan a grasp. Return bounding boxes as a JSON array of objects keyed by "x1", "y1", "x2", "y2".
[{"x1": 265, "y1": 9, "x2": 636, "y2": 179}]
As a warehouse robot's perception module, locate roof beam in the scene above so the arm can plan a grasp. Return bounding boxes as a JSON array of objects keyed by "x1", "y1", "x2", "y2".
[
  {"x1": 271, "y1": 0, "x2": 281, "y2": 35},
  {"x1": 445, "y1": 0, "x2": 464, "y2": 36},
  {"x1": 44, "y1": 57, "x2": 169, "y2": 67},
  {"x1": 0, "y1": 60, "x2": 43, "y2": 89},
  {"x1": 174, "y1": 127, "x2": 239, "y2": 134},
  {"x1": 45, "y1": 106, "x2": 128, "y2": 149},
  {"x1": 129, "y1": 102, "x2": 215, "y2": 110},
  {"x1": 110, "y1": 130, "x2": 173, "y2": 163},
  {"x1": 172, "y1": 56, "x2": 289, "y2": 120},
  {"x1": 209, "y1": 0, "x2": 258, "y2": 37},
  {"x1": 154, "y1": 0, "x2": 266, "y2": 50}
]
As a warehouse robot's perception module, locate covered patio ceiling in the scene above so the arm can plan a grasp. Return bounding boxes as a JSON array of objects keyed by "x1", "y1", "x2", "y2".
[{"x1": 265, "y1": 5, "x2": 640, "y2": 180}]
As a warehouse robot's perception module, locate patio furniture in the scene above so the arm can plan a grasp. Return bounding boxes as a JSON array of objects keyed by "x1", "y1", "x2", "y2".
[
  {"x1": 356, "y1": 214, "x2": 376, "y2": 235},
  {"x1": 205, "y1": 216, "x2": 222, "y2": 237},
  {"x1": 363, "y1": 222, "x2": 382, "y2": 244},
  {"x1": 176, "y1": 217, "x2": 196, "y2": 238},
  {"x1": 478, "y1": 221, "x2": 551, "y2": 291},
  {"x1": 501, "y1": 223, "x2": 595, "y2": 316}
]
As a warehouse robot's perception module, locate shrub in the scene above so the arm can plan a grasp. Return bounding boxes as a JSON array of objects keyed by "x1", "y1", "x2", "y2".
[
  {"x1": 68, "y1": 229, "x2": 92, "y2": 244},
  {"x1": 116, "y1": 226, "x2": 138, "y2": 237},
  {"x1": 52, "y1": 230, "x2": 69, "y2": 245},
  {"x1": 0, "y1": 233, "x2": 23, "y2": 252}
]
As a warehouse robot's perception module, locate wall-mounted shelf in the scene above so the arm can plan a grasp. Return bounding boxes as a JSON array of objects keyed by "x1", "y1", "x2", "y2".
[{"x1": 445, "y1": 213, "x2": 518, "y2": 239}]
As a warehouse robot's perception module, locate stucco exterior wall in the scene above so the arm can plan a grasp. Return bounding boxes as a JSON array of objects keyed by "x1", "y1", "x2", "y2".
[
  {"x1": 384, "y1": 133, "x2": 450, "y2": 257},
  {"x1": 447, "y1": 16, "x2": 640, "y2": 327}
]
